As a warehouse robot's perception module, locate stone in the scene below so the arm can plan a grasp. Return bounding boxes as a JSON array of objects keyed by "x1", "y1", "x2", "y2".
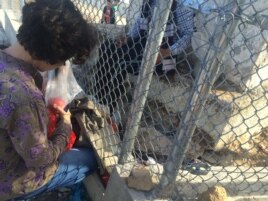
[
  {"x1": 192, "y1": 0, "x2": 268, "y2": 91},
  {"x1": 202, "y1": 151, "x2": 234, "y2": 166},
  {"x1": 127, "y1": 164, "x2": 159, "y2": 191},
  {"x1": 201, "y1": 151, "x2": 221, "y2": 165},
  {"x1": 197, "y1": 186, "x2": 229, "y2": 201},
  {"x1": 199, "y1": 90, "x2": 267, "y2": 151},
  {"x1": 134, "y1": 127, "x2": 172, "y2": 156},
  {"x1": 146, "y1": 74, "x2": 268, "y2": 151},
  {"x1": 186, "y1": 138, "x2": 206, "y2": 159},
  {"x1": 145, "y1": 157, "x2": 164, "y2": 175}
]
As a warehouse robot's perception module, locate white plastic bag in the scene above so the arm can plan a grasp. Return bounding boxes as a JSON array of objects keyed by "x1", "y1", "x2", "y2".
[{"x1": 45, "y1": 61, "x2": 83, "y2": 108}]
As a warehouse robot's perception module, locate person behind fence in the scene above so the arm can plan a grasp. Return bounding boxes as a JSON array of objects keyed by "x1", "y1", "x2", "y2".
[
  {"x1": 0, "y1": 0, "x2": 99, "y2": 200},
  {"x1": 123, "y1": 0, "x2": 195, "y2": 75},
  {"x1": 94, "y1": 0, "x2": 194, "y2": 114},
  {"x1": 101, "y1": 0, "x2": 117, "y2": 24}
]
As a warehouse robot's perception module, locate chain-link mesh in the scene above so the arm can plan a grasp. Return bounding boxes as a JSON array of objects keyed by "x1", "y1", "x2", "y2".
[
  {"x1": 2, "y1": 0, "x2": 267, "y2": 199},
  {"x1": 72, "y1": 0, "x2": 268, "y2": 200}
]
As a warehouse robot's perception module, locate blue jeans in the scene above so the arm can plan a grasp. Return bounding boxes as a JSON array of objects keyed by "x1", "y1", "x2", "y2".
[{"x1": 13, "y1": 148, "x2": 97, "y2": 200}]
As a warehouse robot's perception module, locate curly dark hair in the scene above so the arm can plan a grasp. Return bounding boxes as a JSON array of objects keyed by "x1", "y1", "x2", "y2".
[{"x1": 17, "y1": 0, "x2": 99, "y2": 64}]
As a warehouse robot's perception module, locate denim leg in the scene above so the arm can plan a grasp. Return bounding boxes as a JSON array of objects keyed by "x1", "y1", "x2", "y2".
[
  {"x1": 46, "y1": 148, "x2": 97, "y2": 190},
  {"x1": 13, "y1": 148, "x2": 97, "y2": 200}
]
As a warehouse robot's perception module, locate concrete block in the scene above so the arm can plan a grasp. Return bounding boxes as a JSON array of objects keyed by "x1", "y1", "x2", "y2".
[
  {"x1": 101, "y1": 166, "x2": 168, "y2": 201},
  {"x1": 101, "y1": 166, "x2": 134, "y2": 201},
  {"x1": 83, "y1": 172, "x2": 105, "y2": 201}
]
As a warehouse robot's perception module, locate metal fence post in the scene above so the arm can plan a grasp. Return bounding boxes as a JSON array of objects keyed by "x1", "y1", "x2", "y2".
[
  {"x1": 153, "y1": 0, "x2": 246, "y2": 198},
  {"x1": 118, "y1": 0, "x2": 173, "y2": 164}
]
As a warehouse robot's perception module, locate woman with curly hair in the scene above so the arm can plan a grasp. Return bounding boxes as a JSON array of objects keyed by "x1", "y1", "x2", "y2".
[{"x1": 0, "y1": 0, "x2": 99, "y2": 200}]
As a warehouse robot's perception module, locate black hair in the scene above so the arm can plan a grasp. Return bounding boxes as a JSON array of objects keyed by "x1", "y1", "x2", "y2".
[{"x1": 17, "y1": 0, "x2": 99, "y2": 64}]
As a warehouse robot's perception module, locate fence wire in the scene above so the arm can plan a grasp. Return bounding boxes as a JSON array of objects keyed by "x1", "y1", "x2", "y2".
[
  {"x1": 72, "y1": 0, "x2": 268, "y2": 200},
  {"x1": 3, "y1": 0, "x2": 267, "y2": 200}
]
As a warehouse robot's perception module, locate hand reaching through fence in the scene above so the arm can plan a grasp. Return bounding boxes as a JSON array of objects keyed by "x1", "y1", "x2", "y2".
[{"x1": 93, "y1": 0, "x2": 195, "y2": 116}]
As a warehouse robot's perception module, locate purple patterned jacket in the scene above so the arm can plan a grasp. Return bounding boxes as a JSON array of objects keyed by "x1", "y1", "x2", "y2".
[{"x1": 0, "y1": 51, "x2": 71, "y2": 200}]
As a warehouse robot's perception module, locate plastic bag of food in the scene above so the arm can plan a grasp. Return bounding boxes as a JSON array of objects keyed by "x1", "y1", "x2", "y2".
[{"x1": 45, "y1": 61, "x2": 82, "y2": 149}]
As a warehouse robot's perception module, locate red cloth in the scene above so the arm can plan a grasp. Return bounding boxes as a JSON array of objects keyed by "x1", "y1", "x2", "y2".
[
  {"x1": 47, "y1": 99, "x2": 76, "y2": 150},
  {"x1": 99, "y1": 170, "x2": 110, "y2": 188}
]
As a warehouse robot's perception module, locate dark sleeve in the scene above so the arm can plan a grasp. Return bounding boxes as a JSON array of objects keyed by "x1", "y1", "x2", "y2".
[{"x1": 170, "y1": 6, "x2": 194, "y2": 55}]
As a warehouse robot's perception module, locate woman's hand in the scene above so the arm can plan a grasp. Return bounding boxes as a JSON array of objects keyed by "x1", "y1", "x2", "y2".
[{"x1": 52, "y1": 104, "x2": 71, "y2": 125}]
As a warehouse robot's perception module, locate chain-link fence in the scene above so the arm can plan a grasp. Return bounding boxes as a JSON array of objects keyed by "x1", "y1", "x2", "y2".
[
  {"x1": 3, "y1": 0, "x2": 267, "y2": 200},
  {"x1": 72, "y1": 0, "x2": 268, "y2": 200}
]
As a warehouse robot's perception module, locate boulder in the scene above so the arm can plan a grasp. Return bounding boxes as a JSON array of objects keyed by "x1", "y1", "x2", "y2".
[
  {"x1": 197, "y1": 186, "x2": 229, "y2": 201},
  {"x1": 127, "y1": 164, "x2": 159, "y2": 191},
  {"x1": 134, "y1": 127, "x2": 172, "y2": 156},
  {"x1": 146, "y1": 75, "x2": 268, "y2": 151},
  {"x1": 192, "y1": 0, "x2": 268, "y2": 91}
]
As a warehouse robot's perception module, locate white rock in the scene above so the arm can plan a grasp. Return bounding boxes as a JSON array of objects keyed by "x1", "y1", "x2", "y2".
[{"x1": 134, "y1": 127, "x2": 172, "y2": 156}]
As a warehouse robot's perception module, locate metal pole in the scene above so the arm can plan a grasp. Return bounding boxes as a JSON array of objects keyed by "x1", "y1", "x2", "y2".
[
  {"x1": 154, "y1": 0, "x2": 246, "y2": 197},
  {"x1": 118, "y1": 0, "x2": 173, "y2": 164}
]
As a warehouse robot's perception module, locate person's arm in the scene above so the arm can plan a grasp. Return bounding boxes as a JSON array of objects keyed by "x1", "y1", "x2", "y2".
[
  {"x1": 128, "y1": 0, "x2": 157, "y2": 38},
  {"x1": 9, "y1": 100, "x2": 72, "y2": 169},
  {"x1": 127, "y1": 16, "x2": 141, "y2": 38},
  {"x1": 170, "y1": 6, "x2": 194, "y2": 55}
]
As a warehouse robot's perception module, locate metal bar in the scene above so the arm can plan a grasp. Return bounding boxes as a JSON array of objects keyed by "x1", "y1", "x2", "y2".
[
  {"x1": 154, "y1": 0, "x2": 246, "y2": 197},
  {"x1": 118, "y1": 0, "x2": 174, "y2": 164}
]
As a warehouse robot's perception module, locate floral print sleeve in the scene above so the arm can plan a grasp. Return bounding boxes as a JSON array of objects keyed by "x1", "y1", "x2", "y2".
[
  {"x1": 9, "y1": 99, "x2": 72, "y2": 169},
  {"x1": 0, "y1": 51, "x2": 73, "y2": 200}
]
